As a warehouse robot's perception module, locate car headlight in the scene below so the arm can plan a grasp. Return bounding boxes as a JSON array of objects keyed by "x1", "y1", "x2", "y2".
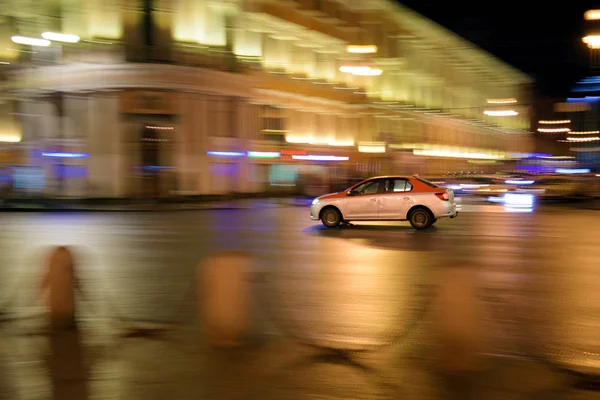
[{"x1": 312, "y1": 198, "x2": 320, "y2": 205}]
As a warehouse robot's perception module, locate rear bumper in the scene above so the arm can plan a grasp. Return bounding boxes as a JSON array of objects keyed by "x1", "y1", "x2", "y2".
[{"x1": 434, "y1": 202, "x2": 457, "y2": 219}]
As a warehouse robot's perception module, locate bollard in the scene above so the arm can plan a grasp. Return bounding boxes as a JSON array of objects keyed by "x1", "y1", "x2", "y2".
[
  {"x1": 434, "y1": 266, "x2": 483, "y2": 376},
  {"x1": 40, "y1": 246, "x2": 78, "y2": 330},
  {"x1": 198, "y1": 250, "x2": 253, "y2": 347}
]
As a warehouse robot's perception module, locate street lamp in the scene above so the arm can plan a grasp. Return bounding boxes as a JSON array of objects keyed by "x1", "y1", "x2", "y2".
[
  {"x1": 584, "y1": 10, "x2": 600, "y2": 20},
  {"x1": 582, "y1": 35, "x2": 600, "y2": 49}
]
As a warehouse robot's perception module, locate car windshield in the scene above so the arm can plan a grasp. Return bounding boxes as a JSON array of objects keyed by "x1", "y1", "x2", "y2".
[{"x1": 416, "y1": 177, "x2": 441, "y2": 188}]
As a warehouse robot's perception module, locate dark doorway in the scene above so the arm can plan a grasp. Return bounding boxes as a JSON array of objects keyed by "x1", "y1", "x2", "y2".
[{"x1": 140, "y1": 124, "x2": 161, "y2": 198}]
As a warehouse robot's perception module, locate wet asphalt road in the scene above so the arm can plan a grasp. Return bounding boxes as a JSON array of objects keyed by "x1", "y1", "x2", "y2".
[{"x1": 0, "y1": 203, "x2": 599, "y2": 399}]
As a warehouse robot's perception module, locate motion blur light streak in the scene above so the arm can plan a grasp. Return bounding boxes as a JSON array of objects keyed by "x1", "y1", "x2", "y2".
[
  {"x1": 413, "y1": 149, "x2": 504, "y2": 160},
  {"x1": 247, "y1": 151, "x2": 280, "y2": 158},
  {"x1": 206, "y1": 151, "x2": 244, "y2": 157},
  {"x1": 483, "y1": 110, "x2": 519, "y2": 116},
  {"x1": 555, "y1": 168, "x2": 591, "y2": 174},
  {"x1": 538, "y1": 128, "x2": 570, "y2": 133},
  {"x1": 291, "y1": 155, "x2": 349, "y2": 161},
  {"x1": 565, "y1": 136, "x2": 599, "y2": 142},
  {"x1": 569, "y1": 130, "x2": 600, "y2": 135},
  {"x1": 346, "y1": 45, "x2": 378, "y2": 53},
  {"x1": 505, "y1": 180, "x2": 535, "y2": 185},
  {"x1": 539, "y1": 120, "x2": 570, "y2": 124},
  {"x1": 41, "y1": 152, "x2": 89, "y2": 158},
  {"x1": 486, "y1": 98, "x2": 517, "y2": 104},
  {"x1": 41, "y1": 32, "x2": 80, "y2": 43},
  {"x1": 11, "y1": 36, "x2": 51, "y2": 46},
  {"x1": 503, "y1": 193, "x2": 535, "y2": 213}
]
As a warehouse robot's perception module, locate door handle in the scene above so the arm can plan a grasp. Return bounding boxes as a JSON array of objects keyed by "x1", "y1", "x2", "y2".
[
  {"x1": 370, "y1": 198, "x2": 377, "y2": 202},
  {"x1": 403, "y1": 197, "x2": 410, "y2": 200}
]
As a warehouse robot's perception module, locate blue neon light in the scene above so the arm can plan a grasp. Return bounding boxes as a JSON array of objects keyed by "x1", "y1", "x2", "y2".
[
  {"x1": 573, "y1": 86, "x2": 600, "y2": 92},
  {"x1": 42, "y1": 152, "x2": 89, "y2": 158},
  {"x1": 207, "y1": 151, "x2": 245, "y2": 157},
  {"x1": 579, "y1": 76, "x2": 600, "y2": 84},
  {"x1": 567, "y1": 96, "x2": 600, "y2": 102}
]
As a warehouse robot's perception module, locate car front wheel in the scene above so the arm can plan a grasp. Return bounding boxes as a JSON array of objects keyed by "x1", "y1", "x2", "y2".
[
  {"x1": 409, "y1": 208, "x2": 433, "y2": 230},
  {"x1": 321, "y1": 207, "x2": 341, "y2": 228}
]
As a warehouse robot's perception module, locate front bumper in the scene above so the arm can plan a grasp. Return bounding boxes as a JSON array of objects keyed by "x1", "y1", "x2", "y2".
[{"x1": 310, "y1": 204, "x2": 320, "y2": 220}]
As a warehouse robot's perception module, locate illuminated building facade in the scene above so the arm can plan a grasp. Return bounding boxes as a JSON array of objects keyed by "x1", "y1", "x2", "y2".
[{"x1": 0, "y1": 0, "x2": 534, "y2": 197}]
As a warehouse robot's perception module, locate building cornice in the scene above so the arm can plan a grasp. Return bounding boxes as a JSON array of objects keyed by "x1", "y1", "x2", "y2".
[{"x1": 1, "y1": 63, "x2": 255, "y2": 98}]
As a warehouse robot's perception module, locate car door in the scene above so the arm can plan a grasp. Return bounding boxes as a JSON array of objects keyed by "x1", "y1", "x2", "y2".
[
  {"x1": 343, "y1": 179, "x2": 383, "y2": 220},
  {"x1": 378, "y1": 178, "x2": 414, "y2": 219}
]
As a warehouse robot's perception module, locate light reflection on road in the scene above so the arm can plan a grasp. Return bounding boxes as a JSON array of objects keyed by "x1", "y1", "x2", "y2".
[{"x1": 0, "y1": 206, "x2": 598, "y2": 398}]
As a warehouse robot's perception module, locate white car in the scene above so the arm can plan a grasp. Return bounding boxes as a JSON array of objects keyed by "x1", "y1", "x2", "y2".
[{"x1": 310, "y1": 175, "x2": 458, "y2": 229}]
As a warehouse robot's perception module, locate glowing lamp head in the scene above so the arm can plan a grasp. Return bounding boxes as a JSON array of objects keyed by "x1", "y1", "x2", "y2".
[{"x1": 583, "y1": 35, "x2": 600, "y2": 49}]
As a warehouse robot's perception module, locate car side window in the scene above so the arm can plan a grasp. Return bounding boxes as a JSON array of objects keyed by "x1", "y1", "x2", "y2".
[
  {"x1": 354, "y1": 180, "x2": 381, "y2": 195},
  {"x1": 386, "y1": 179, "x2": 412, "y2": 192}
]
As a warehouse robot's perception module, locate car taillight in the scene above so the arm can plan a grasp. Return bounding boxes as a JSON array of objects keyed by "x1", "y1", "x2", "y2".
[{"x1": 435, "y1": 192, "x2": 449, "y2": 201}]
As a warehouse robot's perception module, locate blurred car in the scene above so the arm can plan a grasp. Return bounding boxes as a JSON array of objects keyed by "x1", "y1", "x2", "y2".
[
  {"x1": 437, "y1": 176, "x2": 513, "y2": 198},
  {"x1": 527, "y1": 176, "x2": 589, "y2": 199},
  {"x1": 310, "y1": 175, "x2": 457, "y2": 230}
]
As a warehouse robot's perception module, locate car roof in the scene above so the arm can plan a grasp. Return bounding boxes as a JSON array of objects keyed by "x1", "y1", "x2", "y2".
[{"x1": 364, "y1": 175, "x2": 414, "y2": 180}]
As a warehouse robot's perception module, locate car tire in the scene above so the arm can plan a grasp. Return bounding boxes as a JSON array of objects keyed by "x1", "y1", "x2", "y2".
[
  {"x1": 321, "y1": 207, "x2": 341, "y2": 228},
  {"x1": 431, "y1": 218, "x2": 438, "y2": 225},
  {"x1": 409, "y1": 208, "x2": 433, "y2": 230}
]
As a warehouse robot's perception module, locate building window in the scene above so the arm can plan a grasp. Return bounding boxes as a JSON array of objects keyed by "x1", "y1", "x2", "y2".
[
  {"x1": 260, "y1": 105, "x2": 287, "y2": 143},
  {"x1": 208, "y1": 96, "x2": 234, "y2": 137}
]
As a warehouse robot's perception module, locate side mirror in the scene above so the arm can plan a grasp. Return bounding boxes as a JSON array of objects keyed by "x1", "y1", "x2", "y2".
[{"x1": 347, "y1": 190, "x2": 355, "y2": 196}]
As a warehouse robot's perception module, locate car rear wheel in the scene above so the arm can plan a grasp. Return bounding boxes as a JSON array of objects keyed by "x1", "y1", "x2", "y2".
[
  {"x1": 321, "y1": 207, "x2": 341, "y2": 228},
  {"x1": 409, "y1": 208, "x2": 433, "y2": 230}
]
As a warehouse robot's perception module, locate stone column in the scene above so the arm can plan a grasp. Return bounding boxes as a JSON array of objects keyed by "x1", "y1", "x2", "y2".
[
  {"x1": 174, "y1": 93, "x2": 193, "y2": 194},
  {"x1": 235, "y1": 98, "x2": 251, "y2": 193},
  {"x1": 86, "y1": 94, "x2": 123, "y2": 197},
  {"x1": 61, "y1": 95, "x2": 89, "y2": 197},
  {"x1": 35, "y1": 99, "x2": 60, "y2": 197},
  {"x1": 196, "y1": 95, "x2": 210, "y2": 194}
]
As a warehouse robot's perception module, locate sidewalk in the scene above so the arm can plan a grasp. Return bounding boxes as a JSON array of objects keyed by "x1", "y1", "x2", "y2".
[{"x1": 0, "y1": 196, "x2": 314, "y2": 212}]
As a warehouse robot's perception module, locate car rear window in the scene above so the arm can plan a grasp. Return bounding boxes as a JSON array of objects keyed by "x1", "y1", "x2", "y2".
[{"x1": 416, "y1": 177, "x2": 441, "y2": 188}]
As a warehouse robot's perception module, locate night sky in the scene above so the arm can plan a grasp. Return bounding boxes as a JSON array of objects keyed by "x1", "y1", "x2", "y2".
[{"x1": 398, "y1": 1, "x2": 598, "y2": 98}]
